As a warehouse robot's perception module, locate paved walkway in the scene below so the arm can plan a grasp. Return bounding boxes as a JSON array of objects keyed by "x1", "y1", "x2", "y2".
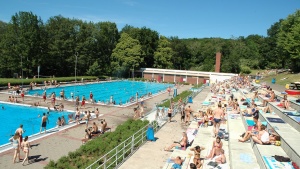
[
  {"x1": 0, "y1": 83, "x2": 190, "y2": 169},
  {"x1": 119, "y1": 88, "x2": 210, "y2": 169}
]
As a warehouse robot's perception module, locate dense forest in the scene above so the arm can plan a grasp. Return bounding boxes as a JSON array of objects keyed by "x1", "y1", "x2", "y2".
[{"x1": 0, "y1": 10, "x2": 300, "y2": 78}]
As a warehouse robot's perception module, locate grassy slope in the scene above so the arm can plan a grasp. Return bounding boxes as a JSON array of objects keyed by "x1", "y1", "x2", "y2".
[{"x1": 261, "y1": 72, "x2": 300, "y2": 86}]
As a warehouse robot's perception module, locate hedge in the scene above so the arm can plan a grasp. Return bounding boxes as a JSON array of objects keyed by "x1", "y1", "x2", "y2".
[
  {"x1": 45, "y1": 119, "x2": 150, "y2": 169},
  {"x1": 0, "y1": 76, "x2": 98, "y2": 87}
]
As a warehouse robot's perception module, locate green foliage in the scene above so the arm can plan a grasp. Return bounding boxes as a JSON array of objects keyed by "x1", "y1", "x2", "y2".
[
  {"x1": 158, "y1": 90, "x2": 193, "y2": 107},
  {"x1": 45, "y1": 119, "x2": 150, "y2": 169},
  {"x1": 154, "y1": 36, "x2": 174, "y2": 69},
  {"x1": 86, "y1": 61, "x2": 101, "y2": 76},
  {"x1": 111, "y1": 33, "x2": 144, "y2": 77},
  {"x1": 277, "y1": 10, "x2": 300, "y2": 72},
  {"x1": 1, "y1": 10, "x2": 300, "y2": 78},
  {"x1": 240, "y1": 66, "x2": 252, "y2": 74}
]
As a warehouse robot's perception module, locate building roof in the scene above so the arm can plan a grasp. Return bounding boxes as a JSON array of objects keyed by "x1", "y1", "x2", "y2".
[{"x1": 141, "y1": 68, "x2": 237, "y2": 77}]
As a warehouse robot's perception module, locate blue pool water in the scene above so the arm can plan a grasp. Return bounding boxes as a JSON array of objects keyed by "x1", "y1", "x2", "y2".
[
  {"x1": 27, "y1": 81, "x2": 170, "y2": 105},
  {"x1": 0, "y1": 103, "x2": 72, "y2": 146}
]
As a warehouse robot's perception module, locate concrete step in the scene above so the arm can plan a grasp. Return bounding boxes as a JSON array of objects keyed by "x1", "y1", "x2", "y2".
[
  {"x1": 257, "y1": 111, "x2": 300, "y2": 167},
  {"x1": 227, "y1": 115, "x2": 259, "y2": 169}
]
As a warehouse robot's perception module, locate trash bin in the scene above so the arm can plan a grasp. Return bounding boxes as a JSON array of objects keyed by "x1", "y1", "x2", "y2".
[
  {"x1": 188, "y1": 96, "x2": 193, "y2": 103},
  {"x1": 272, "y1": 78, "x2": 276, "y2": 84}
]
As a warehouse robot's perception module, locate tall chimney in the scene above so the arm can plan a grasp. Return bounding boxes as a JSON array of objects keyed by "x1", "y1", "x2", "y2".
[{"x1": 215, "y1": 52, "x2": 221, "y2": 72}]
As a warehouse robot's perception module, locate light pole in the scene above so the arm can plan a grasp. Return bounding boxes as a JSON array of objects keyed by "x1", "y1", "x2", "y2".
[
  {"x1": 75, "y1": 52, "x2": 78, "y2": 84},
  {"x1": 74, "y1": 52, "x2": 78, "y2": 109},
  {"x1": 21, "y1": 55, "x2": 23, "y2": 87},
  {"x1": 132, "y1": 65, "x2": 134, "y2": 81}
]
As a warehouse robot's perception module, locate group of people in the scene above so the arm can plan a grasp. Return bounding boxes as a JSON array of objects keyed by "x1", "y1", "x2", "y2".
[
  {"x1": 10, "y1": 125, "x2": 31, "y2": 165},
  {"x1": 81, "y1": 119, "x2": 108, "y2": 144}
]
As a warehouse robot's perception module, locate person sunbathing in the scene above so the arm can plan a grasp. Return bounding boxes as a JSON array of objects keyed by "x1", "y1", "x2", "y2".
[
  {"x1": 268, "y1": 128, "x2": 281, "y2": 145},
  {"x1": 206, "y1": 136, "x2": 223, "y2": 159},
  {"x1": 81, "y1": 128, "x2": 92, "y2": 144},
  {"x1": 252, "y1": 91, "x2": 259, "y2": 101},
  {"x1": 231, "y1": 103, "x2": 240, "y2": 114},
  {"x1": 190, "y1": 146, "x2": 205, "y2": 168},
  {"x1": 263, "y1": 105, "x2": 273, "y2": 114},
  {"x1": 215, "y1": 149, "x2": 226, "y2": 164},
  {"x1": 164, "y1": 132, "x2": 187, "y2": 151},
  {"x1": 252, "y1": 125, "x2": 270, "y2": 145},
  {"x1": 171, "y1": 156, "x2": 184, "y2": 169},
  {"x1": 263, "y1": 91, "x2": 275, "y2": 106},
  {"x1": 239, "y1": 115, "x2": 262, "y2": 142},
  {"x1": 279, "y1": 95, "x2": 291, "y2": 110}
]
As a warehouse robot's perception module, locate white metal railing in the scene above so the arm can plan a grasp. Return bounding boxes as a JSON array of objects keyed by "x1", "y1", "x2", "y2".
[{"x1": 85, "y1": 121, "x2": 160, "y2": 169}]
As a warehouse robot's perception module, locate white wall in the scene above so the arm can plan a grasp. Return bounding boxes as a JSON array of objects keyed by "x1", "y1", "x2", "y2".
[{"x1": 209, "y1": 74, "x2": 236, "y2": 84}]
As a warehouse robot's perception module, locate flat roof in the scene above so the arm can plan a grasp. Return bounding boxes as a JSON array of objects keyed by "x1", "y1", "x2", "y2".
[{"x1": 142, "y1": 68, "x2": 237, "y2": 77}]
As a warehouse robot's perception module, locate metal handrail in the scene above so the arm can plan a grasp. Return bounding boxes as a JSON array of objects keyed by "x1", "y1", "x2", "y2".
[{"x1": 86, "y1": 121, "x2": 159, "y2": 169}]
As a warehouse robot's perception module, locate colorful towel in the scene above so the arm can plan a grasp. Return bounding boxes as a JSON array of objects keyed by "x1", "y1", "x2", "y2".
[
  {"x1": 263, "y1": 156, "x2": 294, "y2": 169},
  {"x1": 266, "y1": 117, "x2": 285, "y2": 123}
]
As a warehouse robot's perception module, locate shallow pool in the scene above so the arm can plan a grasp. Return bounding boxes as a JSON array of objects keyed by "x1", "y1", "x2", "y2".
[
  {"x1": 27, "y1": 81, "x2": 170, "y2": 105},
  {"x1": 0, "y1": 102, "x2": 72, "y2": 146}
]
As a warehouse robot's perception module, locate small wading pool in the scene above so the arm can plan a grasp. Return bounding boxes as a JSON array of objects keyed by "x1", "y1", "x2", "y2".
[
  {"x1": 27, "y1": 81, "x2": 170, "y2": 105},
  {"x1": 0, "y1": 102, "x2": 72, "y2": 146}
]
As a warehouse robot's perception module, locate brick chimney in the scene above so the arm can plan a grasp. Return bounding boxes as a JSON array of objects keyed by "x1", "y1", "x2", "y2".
[{"x1": 215, "y1": 52, "x2": 221, "y2": 72}]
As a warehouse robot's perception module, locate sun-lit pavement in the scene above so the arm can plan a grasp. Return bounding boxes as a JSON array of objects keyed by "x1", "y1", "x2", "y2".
[{"x1": 0, "y1": 84, "x2": 190, "y2": 169}]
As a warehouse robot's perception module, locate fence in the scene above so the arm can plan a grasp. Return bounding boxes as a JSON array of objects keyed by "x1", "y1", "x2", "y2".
[{"x1": 85, "y1": 121, "x2": 160, "y2": 169}]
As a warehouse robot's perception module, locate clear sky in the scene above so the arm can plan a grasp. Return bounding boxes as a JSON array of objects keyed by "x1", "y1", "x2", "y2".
[{"x1": 0, "y1": 0, "x2": 299, "y2": 39}]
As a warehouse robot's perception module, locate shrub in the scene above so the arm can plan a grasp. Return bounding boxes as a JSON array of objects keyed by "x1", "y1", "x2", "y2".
[
  {"x1": 240, "y1": 66, "x2": 252, "y2": 74},
  {"x1": 0, "y1": 76, "x2": 98, "y2": 87},
  {"x1": 45, "y1": 119, "x2": 150, "y2": 169}
]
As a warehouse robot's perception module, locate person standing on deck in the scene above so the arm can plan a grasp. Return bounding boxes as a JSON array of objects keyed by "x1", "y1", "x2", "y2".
[
  {"x1": 213, "y1": 104, "x2": 224, "y2": 137},
  {"x1": 15, "y1": 124, "x2": 25, "y2": 145},
  {"x1": 90, "y1": 92, "x2": 94, "y2": 103},
  {"x1": 40, "y1": 113, "x2": 49, "y2": 134}
]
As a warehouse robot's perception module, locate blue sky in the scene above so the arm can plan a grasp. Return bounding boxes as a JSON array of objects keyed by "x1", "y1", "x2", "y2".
[{"x1": 0, "y1": 0, "x2": 299, "y2": 38}]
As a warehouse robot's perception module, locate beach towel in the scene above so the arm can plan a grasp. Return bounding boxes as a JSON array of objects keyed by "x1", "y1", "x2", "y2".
[
  {"x1": 291, "y1": 116, "x2": 300, "y2": 122},
  {"x1": 263, "y1": 156, "x2": 294, "y2": 169},
  {"x1": 266, "y1": 117, "x2": 285, "y2": 123},
  {"x1": 186, "y1": 128, "x2": 197, "y2": 145}
]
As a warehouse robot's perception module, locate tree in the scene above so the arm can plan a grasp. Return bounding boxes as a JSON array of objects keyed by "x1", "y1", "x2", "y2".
[
  {"x1": 153, "y1": 36, "x2": 174, "y2": 69},
  {"x1": 277, "y1": 10, "x2": 300, "y2": 72},
  {"x1": 169, "y1": 37, "x2": 191, "y2": 70},
  {"x1": 92, "y1": 21, "x2": 119, "y2": 74},
  {"x1": 111, "y1": 33, "x2": 143, "y2": 77},
  {"x1": 86, "y1": 61, "x2": 101, "y2": 76}
]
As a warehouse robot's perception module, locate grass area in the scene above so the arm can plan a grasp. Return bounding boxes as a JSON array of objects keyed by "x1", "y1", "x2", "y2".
[
  {"x1": 0, "y1": 76, "x2": 98, "y2": 87},
  {"x1": 158, "y1": 90, "x2": 193, "y2": 107},
  {"x1": 260, "y1": 72, "x2": 300, "y2": 86},
  {"x1": 250, "y1": 69, "x2": 263, "y2": 75}
]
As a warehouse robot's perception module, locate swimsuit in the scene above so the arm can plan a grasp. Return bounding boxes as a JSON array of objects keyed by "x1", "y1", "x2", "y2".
[
  {"x1": 42, "y1": 121, "x2": 47, "y2": 127},
  {"x1": 214, "y1": 118, "x2": 221, "y2": 123},
  {"x1": 172, "y1": 163, "x2": 182, "y2": 169},
  {"x1": 23, "y1": 146, "x2": 29, "y2": 153},
  {"x1": 12, "y1": 139, "x2": 18, "y2": 149}
]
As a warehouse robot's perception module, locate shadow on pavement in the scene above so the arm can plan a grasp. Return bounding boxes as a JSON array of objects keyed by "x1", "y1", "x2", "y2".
[{"x1": 29, "y1": 155, "x2": 48, "y2": 163}]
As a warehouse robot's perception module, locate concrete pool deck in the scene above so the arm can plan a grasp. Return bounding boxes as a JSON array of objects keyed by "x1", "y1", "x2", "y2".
[{"x1": 0, "y1": 84, "x2": 191, "y2": 169}]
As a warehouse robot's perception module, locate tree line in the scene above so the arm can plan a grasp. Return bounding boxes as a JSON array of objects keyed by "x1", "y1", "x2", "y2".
[{"x1": 0, "y1": 10, "x2": 299, "y2": 78}]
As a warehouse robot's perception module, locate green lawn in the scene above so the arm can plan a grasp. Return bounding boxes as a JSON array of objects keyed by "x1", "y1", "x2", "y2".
[
  {"x1": 260, "y1": 72, "x2": 300, "y2": 86},
  {"x1": 250, "y1": 69, "x2": 263, "y2": 75}
]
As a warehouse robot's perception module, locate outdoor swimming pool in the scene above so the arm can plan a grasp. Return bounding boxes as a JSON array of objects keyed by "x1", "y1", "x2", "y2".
[
  {"x1": 27, "y1": 81, "x2": 170, "y2": 105},
  {"x1": 0, "y1": 102, "x2": 72, "y2": 146}
]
